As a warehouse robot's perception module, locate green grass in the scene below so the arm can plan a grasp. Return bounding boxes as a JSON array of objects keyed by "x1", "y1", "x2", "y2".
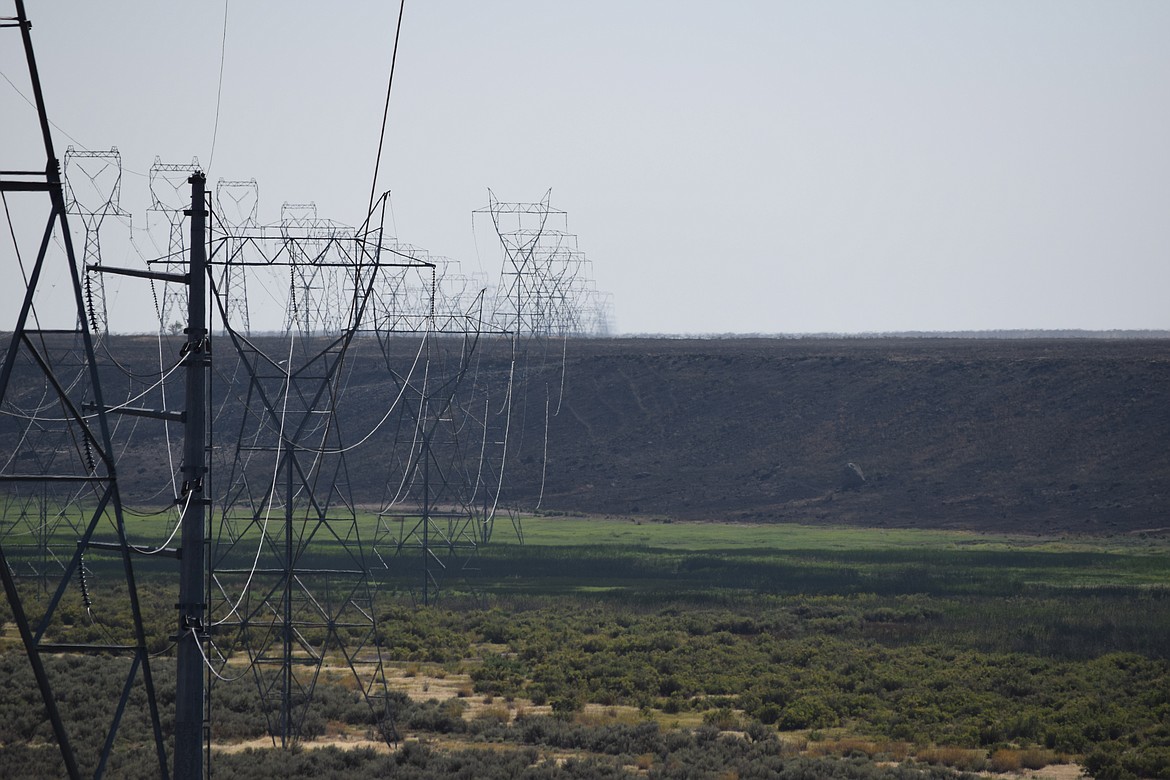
[
  {"x1": 480, "y1": 515, "x2": 1170, "y2": 594},
  {"x1": 17, "y1": 509, "x2": 1170, "y2": 597},
  {"x1": 509, "y1": 514, "x2": 1170, "y2": 555}
]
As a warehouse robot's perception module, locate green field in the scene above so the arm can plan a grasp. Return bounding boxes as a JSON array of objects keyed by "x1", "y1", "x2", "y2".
[{"x1": 493, "y1": 515, "x2": 1170, "y2": 587}]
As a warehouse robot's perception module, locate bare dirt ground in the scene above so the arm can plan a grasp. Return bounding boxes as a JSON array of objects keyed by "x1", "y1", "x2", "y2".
[{"x1": 999, "y1": 766, "x2": 1083, "y2": 780}]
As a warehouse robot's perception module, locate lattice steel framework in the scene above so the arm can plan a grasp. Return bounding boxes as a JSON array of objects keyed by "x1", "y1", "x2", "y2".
[
  {"x1": 366, "y1": 296, "x2": 518, "y2": 607},
  {"x1": 476, "y1": 189, "x2": 612, "y2": 337},
  {"x1": 63, "y1": 146, "x2": 129, "y2": 339},
  {"x1": 368, "y1": 246, "x2": 488, "y2": 335},
  {"x1": 213, "y1": 179, "x2": 258, "y2": 334},
  {"x1": 0, "y1": 5, "x2": 170, "y2": 778},
  {"x1": 468, "y1": 189, "x2": 615, "y2": 546},
  {"x1": 196, "y1": 193, "x2": 433, "y2": 748},
  {"x1": 148, "y1": 157, "x2": 201, "y2": 334}
]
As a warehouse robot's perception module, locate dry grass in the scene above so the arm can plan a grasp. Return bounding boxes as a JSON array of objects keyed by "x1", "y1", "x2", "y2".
[
  {"x1": 473, "y1": 704, "x2": 512, "y2": 724},
  {"x1": 571, "y1": 704, "x2": 646, "y2": 727},
  {"x1": 915, "y1": 746, "x2": 987, "y2": 772},
  {"x1": 1018, "y1": 748, "x2": 1062, "y2": 770},
  {"x1": 214, "y1": 734, "x2": 393, "y2": 755},
  {"x1": 801, "y1": 738, "x2": 1064, "y2": 774},
  {"x1": 384, "y1": 666, "x2": 528, "y2": 720},
  {"x1": 781, "y1": 734, "x2": 808, "y2": 753},
  {"x1": 988, "y1": 748, "x2": 1022, "y2": 772},
  {"x1": 986, "y1": 747, "x2": 1062, "y2": 772},
  {"x1": 650, "y1": 709, "x2": 706, "y2": 729},
  {"x1": 807, "y1": 738, "x2": 910, "y2": 761}
]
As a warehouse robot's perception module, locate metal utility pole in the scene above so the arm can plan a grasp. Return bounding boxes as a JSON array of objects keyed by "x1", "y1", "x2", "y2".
[
  {"x1": 174, "y1": 172, "x2": 209, "y2": 780},
  {"x1": 422, "y1": 416, "x2": 431, "y2": 606}
]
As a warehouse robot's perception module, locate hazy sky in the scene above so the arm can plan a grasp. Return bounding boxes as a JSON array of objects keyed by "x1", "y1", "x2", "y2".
[{"x1": 3, "y1": 1, "x2": 1169, "y2": 334}]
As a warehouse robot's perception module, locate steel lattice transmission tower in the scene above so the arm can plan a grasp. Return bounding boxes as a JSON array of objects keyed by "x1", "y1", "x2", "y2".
[
  {"x1": 477, "y1": 189, "x2": 612, "y2": 337},
  {"x1": 476, "y1": 189, "x2": 614, "y2": 523},
  {"x1": 367, "y1": 295, "x2": 512, "y2": 607},
  {"x1": 362, "y1": 219, "x2": 533, "y2": 605},
  {"x1": 62, "y1": 146, "x2": 129, "y2": 338},
  {"x1": 148, "y1": 156, "x2": 201, "y2": 334},
  {"x1": 213, "y1": 179, "x2": 258, "y2": 335},
  {"x1": 200, "y1": 193, "x2": 431, "y2": 748},
  {"x1": 0, "y1": 4, "x2": 170, "y2": 778}
]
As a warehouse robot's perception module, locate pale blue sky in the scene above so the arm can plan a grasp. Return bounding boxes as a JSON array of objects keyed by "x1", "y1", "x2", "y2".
[{"x1": 3, "y1": 1, "x2": 1169, "y2": 334}]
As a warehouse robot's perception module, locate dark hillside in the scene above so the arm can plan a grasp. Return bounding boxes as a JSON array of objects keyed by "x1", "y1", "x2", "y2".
[
  {"x1": 535, "y1": 338, "x2": 1170, "y2": 535},
  {"x1": 4, "y1": 335, "x2": 1168, "y2": 535}
]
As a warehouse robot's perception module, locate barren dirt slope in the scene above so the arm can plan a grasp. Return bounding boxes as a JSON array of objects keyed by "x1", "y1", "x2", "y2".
[
  {"x1": 530, "y1": 337, "x2": 1170, "y2": 535},
  {"x1": 6, "y1": 335, "x2": 1167, "y2": 536}
]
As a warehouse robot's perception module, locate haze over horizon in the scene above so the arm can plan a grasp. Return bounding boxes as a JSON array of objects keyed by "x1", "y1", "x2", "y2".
[{"x1": 2, "y1": 2, "x2": 1168, "y2": 336}]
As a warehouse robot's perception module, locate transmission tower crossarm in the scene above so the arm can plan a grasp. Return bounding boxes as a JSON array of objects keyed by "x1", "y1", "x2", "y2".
[
  {"x1": 83, "y1": 403, "x2": 186, "y2": 424},
  {"x1": 88, "y1": 540, "x2": 181, "y2": 558},
  {"x1": 0, "y1": 177, "x2": 54, "y2": 191},
  {"x1": 92, "y1": 263, "x2": 190, "y2": 285}
]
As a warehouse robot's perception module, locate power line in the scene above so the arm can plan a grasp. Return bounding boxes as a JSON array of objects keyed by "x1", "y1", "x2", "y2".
[
  {"x1": 208, "y1": 0, "x2": 230, "y2": 172},
  {"x1": 0, "y1": 67, "x2": 149, "y2": 178},
  {"x1": 0, "y1": 67, "x2": 89, "y2": 152},
  {"x1": 367, "y1": 0, "x2": 407, "y2": 217}
]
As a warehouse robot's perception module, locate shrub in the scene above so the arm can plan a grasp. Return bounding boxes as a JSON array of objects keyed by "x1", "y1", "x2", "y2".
[
  {"x1": 1019, "y1": 748, "x2": 1058, "y2": 770},
  {"x1": 916, "y1": 746, "x2": 986, "y2": 772},
  {"x1": 989, "y1": 748, "x2": 1022, "y2": 772},
  {"x1": 470, "y1": 653, "x2": 526, "y2": 696},
  {"x1": 776, "y1": 698, "x2": 835, "y2": 731},
  {"x1": 551, "y1": 693, "x2": 584, "y2": 718},
  {"x1": 1083, "y1": 747, "x2": 1134, "y2": 780},
  {"x1": 475, "y1": 704, "x2": 511, "y2": 724},
  {"x1": 807, "y1": 738, "x2": 884, "y2": 759},
  {"x1": 702, "y1": 708, "x2": 742, "y2": 731},
  {"x1": 744, "y1": 720, "x2": 775, "y2": 744},
  {"x1": 754, "y1": 702, "x2": 783, "y2": 725}
]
